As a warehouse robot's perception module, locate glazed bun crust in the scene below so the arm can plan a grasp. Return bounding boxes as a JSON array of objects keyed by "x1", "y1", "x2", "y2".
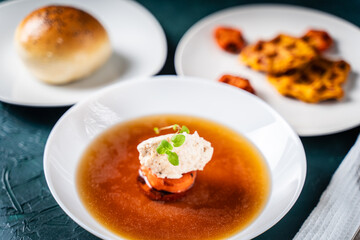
[{"x1": 15, "y1": 5, "x2": 111, "y2": 84}]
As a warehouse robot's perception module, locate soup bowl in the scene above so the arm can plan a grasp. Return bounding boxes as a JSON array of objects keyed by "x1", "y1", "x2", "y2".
[{"x1": 44, "y1": 75, "x2": 306, "y2": 240}]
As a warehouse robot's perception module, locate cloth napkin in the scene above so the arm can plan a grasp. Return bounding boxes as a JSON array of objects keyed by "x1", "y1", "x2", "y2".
[{"x1": 294, "y1": 133, "x2": 360, "y2": 240}]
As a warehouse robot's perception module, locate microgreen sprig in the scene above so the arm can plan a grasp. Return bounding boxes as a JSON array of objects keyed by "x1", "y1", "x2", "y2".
[
  {"x1": 154, "y1": 124, "x2": 190, "y2": 166},
  {"x1": 153, "y1": 124, "x2": 189, "y2": 134},
  {"x1": 171, "y1": 134, "x2": 185, "y2": 147}
]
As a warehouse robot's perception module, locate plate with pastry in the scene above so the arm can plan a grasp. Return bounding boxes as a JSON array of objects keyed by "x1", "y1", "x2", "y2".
[
  {"x1": 0, "y1": 0, "x2": 167, "y2": 107},
  {"x1": 44, "y1": 75, "x2": 306, "y2": 240},
  {"x1": 175, "y1": 4, "x2": 360, "y2": 136}
]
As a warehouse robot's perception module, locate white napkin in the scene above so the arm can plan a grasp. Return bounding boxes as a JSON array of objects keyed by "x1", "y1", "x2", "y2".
[{"x1": 294, "y1": 133, "x2": 360, "y2": 240}]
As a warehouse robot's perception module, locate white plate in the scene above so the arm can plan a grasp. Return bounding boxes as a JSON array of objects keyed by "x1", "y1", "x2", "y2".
[
  {"x1": 44, "y1": 75, "x2": 306, "y2": 240},
  {"x1": 0, "y1": 0, "x2": 167, "y2": 107},
  {"x1": 175, "y1": 4, "x2": 360, "y2": 136}
]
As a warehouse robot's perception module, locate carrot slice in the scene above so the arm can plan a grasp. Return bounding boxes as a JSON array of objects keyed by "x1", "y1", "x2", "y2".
[
  {"x1": 137, "y1": 174, "x2": 187, "y2": 201},
  {"x1": 214, "y1": 26, "x2": 246, "y2": 53},
  {"x1": 301, "y1": 29, "x2": 333, "y2": 52},
  {"x1": 139, "y1": 166, "x2": 196, "y2": 193},
  {"x1": 218, "y1": 74, "x2": 255, "y2": 94}
]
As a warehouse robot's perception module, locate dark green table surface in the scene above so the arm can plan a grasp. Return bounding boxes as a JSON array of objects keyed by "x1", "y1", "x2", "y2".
[{"x1": 1, "y1": 0, "x2": 360, "y2": 239}]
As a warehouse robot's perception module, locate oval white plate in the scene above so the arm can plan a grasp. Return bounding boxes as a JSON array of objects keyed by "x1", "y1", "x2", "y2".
[
  {"x1": 44, "y1": 75, "x2": 306, "y2": 240},
  {"x1": 175, "y1": 4, "x2": 360, "y2": 136},
  {"x1": 0, "y1": 0, "x2": 167, "y2": 107}
]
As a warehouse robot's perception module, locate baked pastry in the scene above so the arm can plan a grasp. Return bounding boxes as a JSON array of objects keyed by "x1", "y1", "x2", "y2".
[
  {"x1": 267, "y1": 58, "x2": 350, "y2": 103},
  {"x1": 218, "y1": 74, "x2": 255, "y2": 94},
  {"x1": 15, "y1": 5, "x2": 111, "y2": 85},
  {"x1": 214, "y1": 26, "x2": 245, "y2": 53},
  {"x1": 301, "y1": 29, "x2": 333, "y2": 53},
  {"x1": 240, "y1": 34, "x2": 317, "y2": 74}
]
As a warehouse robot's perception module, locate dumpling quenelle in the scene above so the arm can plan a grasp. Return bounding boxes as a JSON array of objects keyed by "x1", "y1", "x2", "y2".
[{"x1": 137, "y1": 127, "x2": 213, "y2": 201}]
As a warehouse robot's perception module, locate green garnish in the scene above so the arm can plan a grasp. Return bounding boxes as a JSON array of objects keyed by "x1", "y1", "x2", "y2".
[
  {"x1": 172, "y1": 124, "x2": 180, "y2": 131},
  {"x1": 153, "y1": 124, "x2": 189, "y2": 134},
  {"x1": 171, "y1": 134, "x2": 185, "y2": 147},
  {"x1": 166, "y1": 151, "x2": 179, "y2": 166},
  {"x1": 156, "y1": 140, "x2": 173, "y2": 154},
  {"x1": 180, "y1": 125, "x2": 190, "y2": 134},
  {"x1": 153, "y1": 127, "x2": 160, "y2": 134},
  {"x1": 153, "y1": 124, "x2": 190, "y2": 166}
]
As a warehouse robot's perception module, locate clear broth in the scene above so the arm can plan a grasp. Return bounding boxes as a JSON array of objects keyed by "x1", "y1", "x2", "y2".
[{"x1": 77, "y1": 115, "x2": 270, "y2": 240}]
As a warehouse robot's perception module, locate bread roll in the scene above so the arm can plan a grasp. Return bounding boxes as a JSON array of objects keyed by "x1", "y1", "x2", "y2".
[{"x1": 15, "y1": 5, "x2": 111, "y2": 85}]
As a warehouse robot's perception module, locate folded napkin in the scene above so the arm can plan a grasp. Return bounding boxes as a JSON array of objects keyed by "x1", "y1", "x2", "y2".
[{"x1": 294, "y1": 133, "x2": 360, "y2": 240}]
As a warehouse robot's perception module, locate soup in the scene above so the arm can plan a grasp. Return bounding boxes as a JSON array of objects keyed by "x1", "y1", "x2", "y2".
[{"x1": 77, "y1": 115, "x2": 270, "y2": 239}]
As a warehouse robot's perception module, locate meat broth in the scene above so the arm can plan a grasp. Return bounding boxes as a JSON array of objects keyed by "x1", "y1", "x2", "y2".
[{"x1": 77, "y1": 115, "x2": 270, "y2": 240}]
